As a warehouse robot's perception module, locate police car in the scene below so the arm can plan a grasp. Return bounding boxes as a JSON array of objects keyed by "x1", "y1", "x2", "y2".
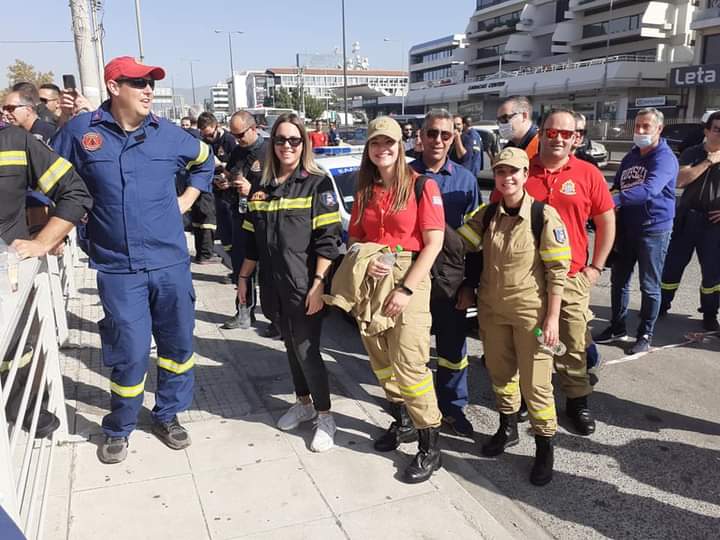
[{"x1": 313, "y1": 145, "x2": 363, "y2": 240}]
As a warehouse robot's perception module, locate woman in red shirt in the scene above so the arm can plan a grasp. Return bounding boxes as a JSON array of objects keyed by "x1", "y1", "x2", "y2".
[{"x1": 347, "y1": 116, "x2": 445, "y2": 484}]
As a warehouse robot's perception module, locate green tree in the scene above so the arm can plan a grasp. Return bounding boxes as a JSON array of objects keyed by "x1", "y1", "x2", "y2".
[
  {"x1": 273, "y1": 87, "x2": 295, "y2": 109},
  {"x1": 303, "y1": 95, "x2": 325, "y2": 121},
  {"x1": 6, "y1": 59, "x2": 54, "y2": 88}
]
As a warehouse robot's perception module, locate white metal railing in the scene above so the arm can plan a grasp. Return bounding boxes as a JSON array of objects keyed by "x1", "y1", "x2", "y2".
[
  {"x1": 0, "y1": 244, "x2": 76, "y2": 539},
  {"x1": 470, "y1": 54, "x2": 658, "y2": 82}
]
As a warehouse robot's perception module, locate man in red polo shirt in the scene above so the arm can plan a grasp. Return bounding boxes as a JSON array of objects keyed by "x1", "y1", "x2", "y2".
[
  {"x1": 308, "y1": 120, "x2": 328, "y2": 148},
  {"x1": 525, "y1": 108, "x2": 615, "y2": 436}
]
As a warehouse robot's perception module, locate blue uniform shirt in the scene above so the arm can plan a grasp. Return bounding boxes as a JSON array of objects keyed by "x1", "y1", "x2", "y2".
[
  {"x1": 450, "y1": 129, "x2": 483, "y2": 177},
  {"x1": 411, "y1": 157, "x2": 481, "y2": 229},
  {"x1": 52, "y1": 101, "x2": 214, "y2": 273}
]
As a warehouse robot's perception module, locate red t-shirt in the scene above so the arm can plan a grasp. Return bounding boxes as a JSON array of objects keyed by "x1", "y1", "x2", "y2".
[
  {"x1": 525, "y1": 154, "x2": 614, "y2": 275},
  {"x1": 309, "y1": 131, "x2": 328, "y2": 148},
  {"x1": 348, "y1": 174, "x2": 445, "y2": 252}
]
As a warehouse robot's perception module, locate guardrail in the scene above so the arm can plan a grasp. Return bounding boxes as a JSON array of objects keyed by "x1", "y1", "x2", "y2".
[{"x1": 0, "y1": 233, "x2": 79, "y2": 539}]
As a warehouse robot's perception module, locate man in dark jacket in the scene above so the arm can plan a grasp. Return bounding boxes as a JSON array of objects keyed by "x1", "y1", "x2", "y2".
[{"x1": 595, "y1": 108, "x2": 678, "y2": 354}]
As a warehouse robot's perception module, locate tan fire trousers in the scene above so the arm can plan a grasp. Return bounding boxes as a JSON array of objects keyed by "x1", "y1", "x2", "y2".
[
  {"x1": 556, "y1": 273, "x2": 593, "y2": 399},
  {"x1": 359, "y1": 254, "x2": 442, "y2": 430}
]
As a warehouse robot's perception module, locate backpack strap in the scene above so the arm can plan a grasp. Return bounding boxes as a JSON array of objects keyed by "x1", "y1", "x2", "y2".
[
  {"x1": 413, "y1": 174, "x2": 428, "y2": 203},
  {"x1": 481, "y1": 202, "x2": 498, "y2": 233},
  {"x1": 530, "y1": 200, "x2": 545, "y2": 248}
]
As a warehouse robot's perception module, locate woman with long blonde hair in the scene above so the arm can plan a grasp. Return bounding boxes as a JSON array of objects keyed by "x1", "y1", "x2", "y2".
[{"x1": 347, "y1": 116, "x2": 445, "y2": 483}]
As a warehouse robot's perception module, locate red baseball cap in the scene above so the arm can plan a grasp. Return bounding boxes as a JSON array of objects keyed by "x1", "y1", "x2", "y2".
[{"x1": 104, "y1": 56, "x2": 166, "y2": 83}]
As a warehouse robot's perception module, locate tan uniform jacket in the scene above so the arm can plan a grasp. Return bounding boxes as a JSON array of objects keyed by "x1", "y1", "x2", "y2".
[
  {"x1": 323, "y1": 242, "x2": 397, "y2": 336},
  {"x1": 457, "y1": 194, "x2": 571, "y2": 322}
]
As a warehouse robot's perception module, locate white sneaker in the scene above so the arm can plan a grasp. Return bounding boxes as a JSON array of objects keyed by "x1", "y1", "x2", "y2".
[
  {"x1": 310, "y1": 413, "x2": 336, "y2": 453},
  {"x1": 277, "y1": 401, "x2": 317, "y2": 431}
]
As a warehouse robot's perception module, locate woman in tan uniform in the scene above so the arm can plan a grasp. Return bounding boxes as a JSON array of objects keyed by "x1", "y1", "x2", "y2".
[{"x1": 457, "y1": 147, "x2": 571, "y2": 485}]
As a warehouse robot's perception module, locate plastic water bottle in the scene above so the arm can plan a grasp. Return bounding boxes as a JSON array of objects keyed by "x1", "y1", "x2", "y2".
[
  {"x1": 534, "y1": 327, "x2": 567, "y2": 356},
  {"x1": 378, "y1": 245, "x2": 403, "y2": 268}
]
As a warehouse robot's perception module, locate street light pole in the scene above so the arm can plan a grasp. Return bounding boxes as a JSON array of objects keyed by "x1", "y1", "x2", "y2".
[
  {"x1": 215, "y1": 30, "x2": 243, "y2": 111},
  {"x1": 182, "y1": 59, "x2": 199, "y2": 105},
  {"x1": 341, "y1": 0, "x2": 349, "y2": 126},
  {"x1": 134, "y1": 0, "x2": 144, "y2": 62}
]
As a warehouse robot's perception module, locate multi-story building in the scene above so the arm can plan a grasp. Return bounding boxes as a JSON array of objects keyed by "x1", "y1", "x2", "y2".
[
  {"x1": 209, "y1": 83, "x2": 230, "y2": 120},
  {"x1": 408, "y1": 0, "x2": 697, "y2": 122},
  {"x1": 676, "y1": 0, "x2": 720, "y2": 118}
]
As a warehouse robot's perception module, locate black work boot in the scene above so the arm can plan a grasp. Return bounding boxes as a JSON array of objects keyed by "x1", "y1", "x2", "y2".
[
  {"x1": 374, "y1": 403, "x2": 418, "y2": 452},
  {"x1": 530, "y1": 435, "x2": 554, "y2": 486},
  {"x1": 481, "y1": 412, "x2": 519, "y2": 457},
  {"x1": 566, "y1": 396, "x2": 596, "y2": 436},
  {"x1": 403, "y1": 426, "x2": 442, "y2": 484},
  {"x1": 517, "y1": 397, "x2": 529, "y2": 423}
]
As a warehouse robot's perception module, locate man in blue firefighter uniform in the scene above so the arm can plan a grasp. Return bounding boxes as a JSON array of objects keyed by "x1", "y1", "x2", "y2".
[
  {"x1": 411, "y1": 109, "x2": 481, "y2": 437},
  {"x1": 52, "y1": 56, "x2": 214, "y2": 463}
]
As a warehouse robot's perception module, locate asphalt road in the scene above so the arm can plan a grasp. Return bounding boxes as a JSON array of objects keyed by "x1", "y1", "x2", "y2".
[{"x1": 320, "y1": 227, "x2": 720, "y2": 538}]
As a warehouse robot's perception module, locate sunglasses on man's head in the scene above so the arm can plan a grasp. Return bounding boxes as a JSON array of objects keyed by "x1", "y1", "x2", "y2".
[
  {"x1": 116, "y1": 77, "x2": 155, "y2": 90},
  {"x1": 543, "y1": 128, "x2": 575, "y2": 140},
  {"x1": 273, "y1": 136, "x2": 303, "y2": 147},
  {"x1": 425, "y1": 129, "x2": 453, "y2": 141}
]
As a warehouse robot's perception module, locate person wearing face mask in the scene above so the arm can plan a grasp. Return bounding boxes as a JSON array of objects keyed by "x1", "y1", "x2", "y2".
[
  {"x1": 237, "y1": 114, "x2": 342, "y2": 453},
  {"x1": 594, "y1": 108, "x2": 677, "y2": 355},
  {"x1": 497, "y1": 96, "x2": 539, "y2": 159},
  {"x1": 458, "y1": 147, "x2": 570, "y2": 485}
]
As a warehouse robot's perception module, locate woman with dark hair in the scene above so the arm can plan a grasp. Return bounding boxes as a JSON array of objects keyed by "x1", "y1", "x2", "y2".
[
  {"x1": 237, "y1": 114, "x2": 342, "y2": 452},
  {"x1": 346, "y1": 116, "x2": 445, "y2": 483}
]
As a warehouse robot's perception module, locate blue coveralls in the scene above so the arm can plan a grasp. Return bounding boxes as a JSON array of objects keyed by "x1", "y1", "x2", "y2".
[
  {"x1": 450, "y1": 128, "x2": 484, "y2": 178},
  {"x1": 411, "y1": 158, "x2": 481, "y2": 420},
  {"x1": 52, "y1": 102, "x2": 214, "y2": 437}
]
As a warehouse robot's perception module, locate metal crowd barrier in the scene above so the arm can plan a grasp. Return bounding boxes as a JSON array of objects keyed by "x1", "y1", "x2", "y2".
[{"x1": 0, "y1": 233, "x2": 79, "y2": 539}]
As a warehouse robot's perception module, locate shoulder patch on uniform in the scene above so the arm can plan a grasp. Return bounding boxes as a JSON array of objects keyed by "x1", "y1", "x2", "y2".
[
  {"x1": 553, "y1": 227, "x2": 567, "y2": 244},
  {"x1": 250, "y1": 160, "x2": 261, "y2": 172},
  {"x1": 432, "y1": 195, "x2": 443, "y2": 206},
  {"x1": 559, "y1": 179, "x2": 576, "y2": 195},
  {"x1": 320, "y1": 190, "x2": 337, "y2": 206},
  {"x1": 250, "y1": 191, "x2": 268, "y2": 201},
  {"x1": 82, "y1": 132, "x2": 102, "y2": 151}
]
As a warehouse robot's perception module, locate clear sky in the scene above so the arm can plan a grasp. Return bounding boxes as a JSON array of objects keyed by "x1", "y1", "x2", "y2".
[{"x1": 1, "y1": 0, "x2": 472, "y2": 89}]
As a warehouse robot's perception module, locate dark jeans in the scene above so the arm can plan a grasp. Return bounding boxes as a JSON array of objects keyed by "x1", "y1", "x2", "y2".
[
  {"x1": 610, "y1": 229, "x2": 672, "y2": 339},
  {"x1": 215, "y1": 195, "x2": 234, "y2": 247},
  {"x1": 279, "y1": 307, "x2": 330, "y2": 412}
]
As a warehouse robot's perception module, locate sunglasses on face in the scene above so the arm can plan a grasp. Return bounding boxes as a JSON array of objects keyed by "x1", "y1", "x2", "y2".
[
  {"x1": 231, "y1": 126, "x2": 253, "y2": 140},
  {"x1": 116, "y1": 78, "x2": 155, "y2": 90},
  {"x1": 39, "y1": 97, "x2": 58, "y2": 104},
  {"x1": 497, "y1": 112, "x2": 519, "y2": 123},
  {"x1": 1, "y1": 104, "x2": 30, "y2": 113},
  {"x1": 273, "y1": 136, "x2": 303, "y2": 147},
  {"x1": 543, "y1": 128, "x2": 575, "y2": 140},
  {"x1": 425, "y1": 129, "x2": 453, "y2": 141}
]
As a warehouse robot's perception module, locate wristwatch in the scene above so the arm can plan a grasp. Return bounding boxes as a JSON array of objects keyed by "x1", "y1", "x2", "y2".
[
  {"x1": 398, "y1": 284, "x2": 414, "y2": 296},
  {"x1": 314, "y1": 274, "x2": 325, "y2": 283}
]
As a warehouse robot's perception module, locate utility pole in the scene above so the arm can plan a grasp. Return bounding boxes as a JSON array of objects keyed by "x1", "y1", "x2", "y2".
[
  {"x1": 134, "y1": 0, "x2": 145, "y2": 62},
  {"x1": 341, "y1": 0, "x2": 349, "y2": 126},
  {"x1": 68, "y1": 0, "x2": 102, "y2": 108},
  {"x1": 90, "y1": 0, "x2": 107, "y2": 101}
]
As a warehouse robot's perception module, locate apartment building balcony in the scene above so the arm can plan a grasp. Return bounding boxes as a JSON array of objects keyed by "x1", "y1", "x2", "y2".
[
  {"x1": 467, "y1": 17, "x2": 521, "y2": 39},
  {"x1": 472, "y1": 0, "x2": 524, "y2": 17},
  {"x1": 691, "y1": 7, "x2": 720, "y2": 31}
]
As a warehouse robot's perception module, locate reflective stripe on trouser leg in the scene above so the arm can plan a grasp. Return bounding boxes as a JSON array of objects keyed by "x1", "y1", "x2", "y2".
[
  {"x1": 697, "y1": 220, "x2": 720, "y2": 316},
  {"x1": 360, "y1": 332, "x2": 403, "y2": 403},
  {"x1": 660, "y1": 213, "x2": 696, "y2": 310},
  {"x1": 481, "y1": 319, "x2": 522, "y2": 415},
  {"x1": 431, "y1": 297, "x2": 469, "y2": 417},
  {"x1": 96, "y1": 271, "x2": 153, "y2": 438},
  {"x1": 514, "y1": 321, "x2": 557, "y2": 437},
  {"x1": 148, "y1": 263, "x2": 197, "y2": 423},
  {"x1": 556, "y1": 274, "x2": 592, "y2": 399}
]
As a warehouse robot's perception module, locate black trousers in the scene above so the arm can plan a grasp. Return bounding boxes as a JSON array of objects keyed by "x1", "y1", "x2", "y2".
[
  {"x1": 278, "y1": 307, "x2": 330, "y2": 411},
  {"x1": 191, "y1": 192, "x2": 217, "y2": 260}
]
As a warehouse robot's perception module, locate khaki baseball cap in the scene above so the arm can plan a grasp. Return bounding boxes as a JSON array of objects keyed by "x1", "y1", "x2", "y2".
[
  {"x1": 492, "y1": 147, "x2": 529, "y2": 170},
  {"x1": 367, "y1": 116, "x2": 402, "y2": 142}
]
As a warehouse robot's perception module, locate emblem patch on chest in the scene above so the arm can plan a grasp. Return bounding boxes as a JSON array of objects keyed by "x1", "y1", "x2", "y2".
[
  {"x1": 250, "y1": 191, "x2": 268, "y2": 201},
  {"x1": 250, "y1": 160, "x2": 262, "y2": 172},
  {"x1": 559, "y1": 180, "x2": 576, "y2": 195},
  {"x1": 82, "y1": 132, "x2": 103, "y2": 151}
]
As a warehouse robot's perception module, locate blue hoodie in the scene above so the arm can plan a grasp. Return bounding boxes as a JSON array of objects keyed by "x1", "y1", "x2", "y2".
[{"x1": 613, "y1": 137, "x2": 678, "y2": 233}]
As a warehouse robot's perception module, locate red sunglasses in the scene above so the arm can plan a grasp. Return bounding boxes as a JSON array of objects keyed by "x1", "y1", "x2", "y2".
[{"x1": 543, "y1": 128, "x2": 575, "y2": 140}]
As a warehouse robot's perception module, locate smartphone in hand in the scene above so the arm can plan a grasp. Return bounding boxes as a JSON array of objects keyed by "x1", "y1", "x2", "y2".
[{"x1": 62, "y1": 74, "x2": 77, "y2": 92}]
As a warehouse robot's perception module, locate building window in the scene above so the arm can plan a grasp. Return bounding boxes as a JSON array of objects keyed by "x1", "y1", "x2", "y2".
[
  {"x1": 476, "y1": 0, "x2": 512, "y2": 10},
  {"x1": 703, "y1": 34, "x2": 720, "y2": 64},
  {"x1": 477, "y1": 44, "x2": 505, "y2": 59},
  {"x1": 582, "y1": 15, "x2": 640, "y2": 39}
]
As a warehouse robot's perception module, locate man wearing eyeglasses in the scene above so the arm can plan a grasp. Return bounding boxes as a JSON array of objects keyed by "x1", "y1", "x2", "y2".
[
  {"x1": 51, "y1": 56, "x2": 214, "y2": 464},
  {"x1": 496, "y1": 96, "x2": 540, "y2": 159},
  {"x1": 659, "y1": 111, "x2": 720, "y2": 332},
  {"x1": 3, "y1": 87, "x2": 56, "y2": 144},
  {"x1": 38, "y1": 84, "x2": 62, "y2": 125},
  {"x1": 525, "y1": 108, "x2": 616, "y2": 436},
  {"x1": 411, "y1": 109, "x2": 482, "y2": 438},
  {"x1": 595, "y1": 108, "x2": 678, "y2": 354}
]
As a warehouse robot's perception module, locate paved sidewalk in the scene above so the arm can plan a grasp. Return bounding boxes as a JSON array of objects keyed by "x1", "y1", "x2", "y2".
[{"x1": 46, "y1": 256, "x2": 545, "y2": 540}]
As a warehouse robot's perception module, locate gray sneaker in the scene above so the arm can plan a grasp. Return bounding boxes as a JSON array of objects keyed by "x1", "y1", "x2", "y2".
[
  {"x1": 98, "y1": 436, "x2": 128, "y2": 464},
  {"x1": 151, "y1": 417, "x2": 191, "y2": 450}
]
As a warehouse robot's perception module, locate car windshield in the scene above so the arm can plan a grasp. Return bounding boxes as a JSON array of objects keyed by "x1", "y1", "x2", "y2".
[{"x1": 333, "y1": 171, "x2": 358, "y2": 212}]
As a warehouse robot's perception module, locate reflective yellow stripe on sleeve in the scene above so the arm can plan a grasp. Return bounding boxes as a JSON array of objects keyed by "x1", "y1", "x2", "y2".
[
  {"x1": 191, "y1": 222, "x2": 218, "y2": 230},
  {"x1": 540, "y1": 247, "x2": 571, "y2": 262},
  {"x1": 457, "y1": 223, "x2": 481, "y2": 249},
  {"x1": 38, "y1": 157, "x2": 72, "y2": 193},
  {"x1": 110, "y1": 376, "x2": 146, "y2": 398},
  {"x1": 373, "y1": 366, "x2": 394, "y2": 382},
  {"x1": 700, "y1": 283, "x2": 720, "y2": 294},
  {"x1": 157, "y1": 355, "x2": 195, "y2": 374},
  {"x1": 0, "y1": 150, "x2": 28, "y2": 166},
  {"x1": 186, "y1": 141, "x2": 210, "y2": 169},
  {"x1": 463, "y1": 203, "x2": 484, "y2": 223},
  {"x1": 249, "y1": 196, "x2": 313, "y2": 212},
  {"x1": 242, "y1": 220, "x2": 255, "y2": 232},
  {"x1": 437, "y1": 356, "x2": 469, "y2": 371},
  {"x1": 312, "y1": 211, "x2": 341, "y2": 230},
  {"x1": 399, "y1": 375, "x2": 434, "y2": 398}
]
